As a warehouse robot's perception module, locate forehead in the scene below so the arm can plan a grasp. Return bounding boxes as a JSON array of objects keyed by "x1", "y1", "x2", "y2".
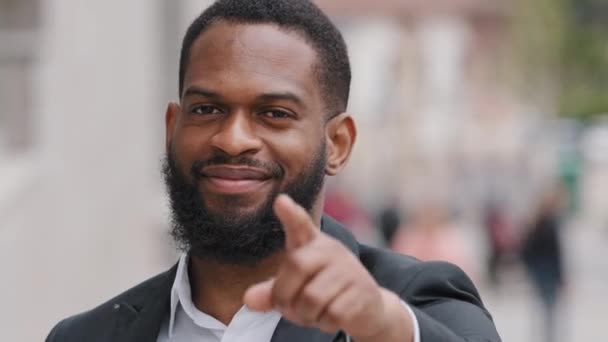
[{"x1": 183, "y1": 21, "x2": 320, "y2": 102}]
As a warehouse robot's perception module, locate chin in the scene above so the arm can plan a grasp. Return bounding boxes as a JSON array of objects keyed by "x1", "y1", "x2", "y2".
[{"x1": 202, "y1": 192, "x2": 271, "y2": 215}]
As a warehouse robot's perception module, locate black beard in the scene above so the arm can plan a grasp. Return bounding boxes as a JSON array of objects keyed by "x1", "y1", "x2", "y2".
[{"x1": 163, "y1": 143, "x2": 326, "y2": 266}]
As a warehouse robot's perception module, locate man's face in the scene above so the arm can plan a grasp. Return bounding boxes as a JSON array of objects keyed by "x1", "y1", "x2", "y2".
[{"x1": 164, "y1": 22, "x2": 330, "y2": 265}]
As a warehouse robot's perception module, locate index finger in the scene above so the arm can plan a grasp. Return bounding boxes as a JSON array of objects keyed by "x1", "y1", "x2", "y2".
[{"x1": 274, "y1": 194, "x2": 319, "y2": 250}]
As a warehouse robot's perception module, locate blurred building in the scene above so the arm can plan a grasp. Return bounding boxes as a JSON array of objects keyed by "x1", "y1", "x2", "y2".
[{"x1": 316, "y1": 0, "x2": 550, "y2": 219}]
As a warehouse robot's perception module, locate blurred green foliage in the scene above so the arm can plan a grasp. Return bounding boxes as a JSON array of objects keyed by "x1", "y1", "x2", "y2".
[
  {"x1": 514, "y1": 0, "x2": 608, "y2": 119},
  {"x1": 560, "y1": 0, "x2": 608, "y2": 119}
]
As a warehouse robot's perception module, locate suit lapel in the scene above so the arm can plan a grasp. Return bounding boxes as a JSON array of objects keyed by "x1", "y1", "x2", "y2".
[
  {"x1": 270, "y1": 215, "x2": 359, "y2": 342},
  {"x1": 319, "y1": 215, "x2": 360, "y2": 256},
  {"x1": 114, "y1": 265, "x2": 177, "y2": 342}
]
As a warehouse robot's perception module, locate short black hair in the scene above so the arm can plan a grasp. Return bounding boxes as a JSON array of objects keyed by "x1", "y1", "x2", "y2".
[{"x1": 179, "y1": 0, "x2": 351, "y2": 115}]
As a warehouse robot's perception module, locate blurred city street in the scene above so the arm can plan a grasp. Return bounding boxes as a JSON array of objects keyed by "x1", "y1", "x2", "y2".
[
  {"x1": 478, "y1": 222, "x2": 608, "y2": 342},
  {"x1": 1, "y1": 0, "x2": 607, "y2": 341}
]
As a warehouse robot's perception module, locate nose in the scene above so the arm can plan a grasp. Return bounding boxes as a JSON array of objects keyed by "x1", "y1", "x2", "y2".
[{"x1": 210, "y1": 112, "x2": 262, "y2": 156}]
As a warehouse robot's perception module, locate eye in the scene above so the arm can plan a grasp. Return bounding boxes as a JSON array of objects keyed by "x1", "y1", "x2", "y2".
[
  {"x1": 260, "y1": 109, "x2": 293, "y2": 119},
  {"x1": 191, "y1": 105, "x2": 223, "y2": 116}
]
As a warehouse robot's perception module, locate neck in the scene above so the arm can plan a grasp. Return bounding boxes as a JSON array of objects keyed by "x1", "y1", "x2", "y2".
[
  {"x1": 188, "y1": 250, "x2": 285, "y2": 325},
  {"x1": 187, "y1": 194, "x2": 326, "y2": 325}
]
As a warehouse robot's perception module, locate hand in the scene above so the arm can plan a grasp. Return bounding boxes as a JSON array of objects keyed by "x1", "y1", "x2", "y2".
[{"x1": 243, "y1": 195, "x2": 413, "y2": 341}]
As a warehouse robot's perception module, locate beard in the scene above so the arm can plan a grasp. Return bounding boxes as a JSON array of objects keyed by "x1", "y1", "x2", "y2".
[{"x1": 163, "y1": 142, "x2": 327, "y2": 266}]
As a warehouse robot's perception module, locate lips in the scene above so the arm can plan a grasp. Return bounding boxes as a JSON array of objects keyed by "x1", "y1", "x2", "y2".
[
  {"x1": 199, "y1": 166, "x2": 272, "y2": 194},
  {"x1": 201, "y1": 166, "x2": 270, "y2": 180}
]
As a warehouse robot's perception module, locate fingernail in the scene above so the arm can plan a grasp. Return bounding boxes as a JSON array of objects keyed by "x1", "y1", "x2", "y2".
[{"x1": 278, "y1": 194, "x2": 292, "y2": 203}]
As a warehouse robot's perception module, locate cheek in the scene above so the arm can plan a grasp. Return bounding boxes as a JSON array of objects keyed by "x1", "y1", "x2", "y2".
[
  {"x1": 171, "y1": 126, "x2": 213, "y2": 171},
  {"x1": 174, "y1": 125, "x2": 213, "y2": 153},
  {"x1": 264, "y1": 128, "x2": 324, "y2": 177}
]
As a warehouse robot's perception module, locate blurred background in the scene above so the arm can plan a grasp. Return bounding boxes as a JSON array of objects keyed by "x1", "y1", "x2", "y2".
[{"x1": 1, "y1": 0, "x2": 607, "y2": 341}]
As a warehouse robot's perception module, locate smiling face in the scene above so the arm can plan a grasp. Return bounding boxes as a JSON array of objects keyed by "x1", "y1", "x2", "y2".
[{"x1": 163, "y1": 21, "x2": 354, "y2": 264}]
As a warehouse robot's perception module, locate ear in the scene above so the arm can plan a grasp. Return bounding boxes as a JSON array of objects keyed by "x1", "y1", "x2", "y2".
[
  {"x1": 165, "y1": 102, "x2": 180, "y2": 153},
  {"x1": 325, "y1": 113, "x2": 357, "y2": 176}
]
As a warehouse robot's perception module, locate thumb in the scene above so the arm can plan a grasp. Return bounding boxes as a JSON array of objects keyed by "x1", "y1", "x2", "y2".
[{"x1": 243, "y1": 278, "x2": 275, "y2": 312}]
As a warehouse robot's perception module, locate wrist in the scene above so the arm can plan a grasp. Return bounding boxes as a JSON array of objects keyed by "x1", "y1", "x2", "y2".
[{"x1": 354, "y1": 288, "x2": 414, "y2": 342}]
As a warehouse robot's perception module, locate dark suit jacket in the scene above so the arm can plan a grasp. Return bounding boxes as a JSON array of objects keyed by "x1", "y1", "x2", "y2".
[{"x1": 46, "y1": 216, "x2": 501, "y2": 341}]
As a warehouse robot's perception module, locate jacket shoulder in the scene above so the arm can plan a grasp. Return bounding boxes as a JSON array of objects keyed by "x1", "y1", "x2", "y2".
[
  {"x1": 46, "y1": 265, "x2": 176, "y2": 341},
  {"x1": 359, "y1": 244, "x2": 477, "y2": 297},
  {"x1": 359, "y1": 245, "x2": 500, "y2": 340},
  {"x1": 358, "y1": 244, "x2": 423, "y2": 291}
]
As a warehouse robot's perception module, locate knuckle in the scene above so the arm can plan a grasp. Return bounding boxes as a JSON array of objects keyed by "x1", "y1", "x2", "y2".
[
  {"x1": 326, "y1": 303, "x2": 345, "y2": 325},
  {"x1": 319, "y1": 319, "x2": 339, "y2": 334},
  {"x1": 286, "y1": 254, "x2": 307, "y2": 273},
  {"x1": 300, "y1": 286, "x2": 321, "y2": 307},
  {"x1": 288, "y1": 249, "x2": 318, "y2": 273},
  {"x1": 270, "y1": 284, "x2": 289, "y2": 307},
  {"x1": 270, "y1": 289, "x2": 284, "y2": 306},
  {"x1": 349, "y1": 299, "x2": 364, "y2": 317}
]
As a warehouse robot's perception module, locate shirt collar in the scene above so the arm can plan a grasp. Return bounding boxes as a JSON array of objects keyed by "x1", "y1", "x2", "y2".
[
  {"x1": 168, "y1": 253, "x2": 281, "y2": 338},
  {"x1": 168, "y1": 253, "x2": 188, "y2": 337},
  {"x1": 169, "y1": 254, "x2": 229, "y2": 336}
]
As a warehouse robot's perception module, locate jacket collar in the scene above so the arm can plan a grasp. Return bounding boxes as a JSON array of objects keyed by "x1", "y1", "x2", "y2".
[
  {"x1": 319, "y1": 215, "x2": 359, "y2": 257},
  {"x1": 114, "y1": 264, "x2": 177, "y2": 342}
]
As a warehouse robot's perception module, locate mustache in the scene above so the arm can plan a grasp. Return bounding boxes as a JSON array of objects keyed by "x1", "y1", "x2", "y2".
[{"x1": 191, "y1": 152, "x2": 284, "y2": 180}]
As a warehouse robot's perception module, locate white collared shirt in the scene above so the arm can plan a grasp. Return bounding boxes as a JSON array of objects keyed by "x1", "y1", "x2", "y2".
[{"x1": 157, "y1": 254, "x2": 421, "y2": 342}]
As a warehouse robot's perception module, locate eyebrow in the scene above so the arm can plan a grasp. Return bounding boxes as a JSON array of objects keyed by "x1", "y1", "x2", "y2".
[
  {"x1": 183, "y1": 87, "x2": 222, "y2": 99},
  {"x1": 257, "y1": 92, "x2": 305, "y2": 108},
  {"x1": 183, "y1": 86, "x2": 306, "y2": 108}
]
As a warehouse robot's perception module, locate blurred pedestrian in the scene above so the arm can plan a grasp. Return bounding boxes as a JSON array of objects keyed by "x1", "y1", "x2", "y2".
[
  {"x1": 521, "y1": 184, "x2": 566, "y2": 342},
  {"x1": 483, "y1": 199, "x2": 516, "y2": 287},
  {"x1": 392, "y1": 200, "x2": 475, "y2": 280},
  {"x1": 324, "y1": 188, "x2": 378, "y2": 245},
  {"x1": 377, "y1": 203, "x2": 403, "y2": 247}
]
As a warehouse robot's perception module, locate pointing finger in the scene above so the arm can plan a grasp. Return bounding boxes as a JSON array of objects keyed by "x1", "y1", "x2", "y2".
[{"x1": 274, "y1": 194, "x2": 319, "y2": 250}]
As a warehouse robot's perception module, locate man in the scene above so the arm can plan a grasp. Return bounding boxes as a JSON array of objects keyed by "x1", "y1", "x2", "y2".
[{"x1": 46, "y1": 1, "x2": 501, "y2": 341}]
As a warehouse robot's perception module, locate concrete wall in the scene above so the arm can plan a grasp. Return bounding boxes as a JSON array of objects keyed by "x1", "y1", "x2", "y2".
[{"x1": 0, "y1": 1, "x2": 173, "y2": 340}]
